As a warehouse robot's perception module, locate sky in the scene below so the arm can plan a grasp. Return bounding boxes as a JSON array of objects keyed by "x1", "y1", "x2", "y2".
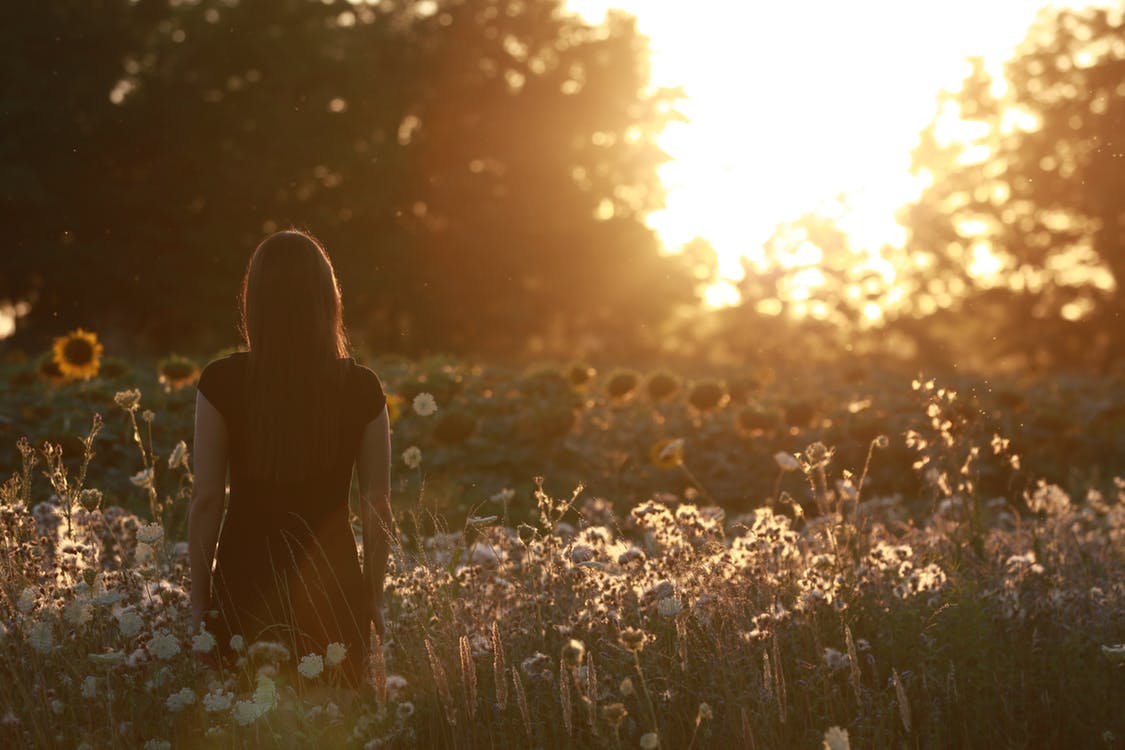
[{"x1": 565, "y1": 0, "x2": 1103, "y2": 300}]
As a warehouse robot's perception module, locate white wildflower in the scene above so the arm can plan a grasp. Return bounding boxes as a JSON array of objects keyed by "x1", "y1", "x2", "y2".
[
  {"x1": 203, "y1": 690, "x2": 233, "y2": 712},
  {"x1": 229, "y1": 634, "x2": 245, "y2": 652},
  {"x1": 146, "y1": 630, "x2": 180, "y2": 661},
  {"x1": 50, "y1": 699, "x2": 63, "y2": 716},
  {"x1": 81, "y1": 676, "x2": 97, "y2": 699},
  {"x1": 192, "y1": 628, "x2": 216, "y2": 654},
  {"x1": 165, "y1": 687, "x2": 195, "y2": 712},
  {"x1": 29, "y1": 621, "x2": 53, "y2": 654},
  {"x1": 167, "y1": 440, "x2": 188, "y2": 469},
  {"x1": 64, "y1": 598, "x2": 92, "y2": 627},
  {"x1": 117, "y1": 608, "x2": 143, "y2": 638},
  {"x1": 401, "y1": 446, "x2": 422, "y2": 469},
  {"x1": 253, "y1": 675, "x2": 278, "y2": 713},
  {"x1": 640, "y1": 732, "x2": 659, "y2": 749},
  {"x1": 657, "y1": 596, "x2": 684, "y2": 618},
  {"x1": 412, "y1": 392, "x2": 437, "y2": 417},
  {"x1": 17, "y1": 586, "x2": 37, "y2": 614},
  {"x1": 130, "y1": 467, "x2": 154, "y2": 488},
  {"x1": 136, "y1": 522, "x2": 164, "y2": 545},
  {"x1": 396, "y1": 701, "x2": 415, "y2": 720},
  {"x1": 325, "y1": 642, "x2": 347, "y2": 666},
  {"x1": 298, "y1": 653, "x2": 324, "y2": 679},
  {"x1": 823, "y1": 725, "x2": 851, "y2": 750},
  {"x1": 774, "y1": 451, "x2": 801, "y2": 472},
  {"x1": 232, "y1": 699, "x2": 262, "y2": 726}
]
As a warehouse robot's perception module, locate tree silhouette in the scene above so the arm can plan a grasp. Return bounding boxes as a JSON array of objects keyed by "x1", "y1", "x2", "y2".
[
  {"x1": 901, "y1": 6, "x2": 1125, "y2": 368},
  {"x1": 1, "y1": 0, "x2": 692, "y2": 356}
]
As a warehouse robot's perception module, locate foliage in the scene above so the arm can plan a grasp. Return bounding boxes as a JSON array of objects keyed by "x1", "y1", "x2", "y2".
[
  {"x1": 902, "y1": 5, "x2": 1125, "y2": 368},
  {"x1": 0, "y1": 379, "x2": 1122, "y2": 748},
  {"x1": 1, "y1": 0, "x2": 692, "y2": 356}
]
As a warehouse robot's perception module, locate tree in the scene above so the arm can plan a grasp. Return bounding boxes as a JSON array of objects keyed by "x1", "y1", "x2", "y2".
[
  {"x1": 901, "y1": 5, "x2": 1125, "y2": 369},
  {"x1": 1, "y1": 0, "x2": 693, "y2": 356}
]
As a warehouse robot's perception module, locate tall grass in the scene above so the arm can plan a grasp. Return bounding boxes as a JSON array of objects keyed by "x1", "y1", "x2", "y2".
[{"x1": 0, "y1": 379, "x2": 1122, "y2": 749}]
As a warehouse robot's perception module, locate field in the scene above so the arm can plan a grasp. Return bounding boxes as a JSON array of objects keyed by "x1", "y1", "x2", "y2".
[{"x1": 1, "y1": 351, "x2": 1123, "y2": 749}]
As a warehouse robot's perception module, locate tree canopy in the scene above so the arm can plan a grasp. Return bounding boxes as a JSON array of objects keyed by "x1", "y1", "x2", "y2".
[{"x1": 1, "y1": 0, "x2": 693, "y2": 356}]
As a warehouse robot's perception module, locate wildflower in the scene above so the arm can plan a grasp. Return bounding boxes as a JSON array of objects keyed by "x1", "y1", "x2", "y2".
[
  {"x1": 774, "y1": 452, "x2": 800, "y2": 472},
  {"x1": 326, "y1": 642, "x2": 348, "y2": 666},
  {"x1": 203, "y1": 690, "x2": 233, "y2": 712},
  {"x1": 396, "y1": 701, "x2": 415, "y2": 720},
  {"x1": 561, "y1": 639, "x2": 585, "y2": 668},
  {"x1": 640, "y1": 732, "x2": 660, "y2": 749},
  {"x1": 81, "y1": 676, "x2": 97, "y2": 699},
  {"x1": 620, "y1": 677, "x2": 634, "y2": 696},
  {"x1": 146, "y1": 630, "x2": 181, "y2": 661},
  {"x1": 232, "y1": 700, "x2": 261, "y2": 726},
  {"x1": 823, "y1": 725, "x2": 851, "y2": 750},
  {"x1": 697, "y1": 702, "x2": 713, "y2": 721},
  {"x1": 117, "y1": 608, "x2": 143, "y2": 638},
  {"x1": 130, "y1": 468, "x2": 155, "y2": 489},
  {"x1": 167, "y1": 441, "x2": 188, "y2": 470},
  {"x1": 401, "y1": 446, "x2": 422, "y2": 469},
  {"x1": 138, "y1": 521, "x2": 164, "y2": 544},
  {"x1": 229, "y1": 634, "x2": 245, "y2": 653},
  {"x1": 253, "y1": 675, "x2": 279, "y2": 712},
  {"x1": 248, "y1": 640, "x2": 289, "y2": 664},
  {"x1": 650, "y1": 438, "x2": 684, "y2": 469},
  {"x1": 64, "y1": 598, "x2": 92, "y2": 626},
  {"x1": 78, "y1": 488, "x2": 103, "y2": 512},
  {"x1": 823, "y1": 647, "x2": 849, "y2": 672},
  {"x1": 157, "y1": 354, "x2": 200, "y2": 391},
  {"x1": 490, "y1": 488, "x2": 515, "y2": 504},
  {"x1": 657, "y1": 597, "x2": 684, "y2": 618},
  {"x1": 192, "y1": 628, "x2": 216, "y2": 654},
  {"x1": 88, "y1": 651, "x2": 125, "y2": 666},
  {"x1": 52, "y1": 328, "x2": 103, "y2": 380},
  {"x1": 51, "y1": 700, "x2": 64, "y2": 716},
  {"x1": 165, "y1": 687, "x2": 195, "y2": 712},
  {"x1": 412, "y1": 392, "x2": 438, "y2": 417},
  {"x1": 141, "y1": 409, "x2": 155, "y2": 423},
  {"x1": 385, "y1": 393, "x2": 403, "y2": 425},
  {"x1": 619, "y1": 628, "x2": 648, "y2": 654},
  {"x1": 29, "y1": 621, "x2": 53, "y2": 654},
  {"x1": 114, "y1": 389, "x2": 142, "y2": 411},
  {"x1": 298, "y1": 653, "x2": 324, "y2": 679},
  {"x1": 17, "y1": 586, "x2": 37, "y2": 614},
  {"x1": 143, "y1": 741, "x2": 171, "y2": 750},
  {"x1": 602, "y1": 702, "x2": 628, "y2": 727}
]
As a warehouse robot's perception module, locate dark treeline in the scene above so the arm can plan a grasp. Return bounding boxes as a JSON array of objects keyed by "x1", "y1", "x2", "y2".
[{"x1": 2, "y1": 1, "x2": 1124, "y2": 373}]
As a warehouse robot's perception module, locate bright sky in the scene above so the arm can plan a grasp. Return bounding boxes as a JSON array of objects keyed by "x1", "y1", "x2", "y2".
[{"x1": 566, "y1": 0, "x2": 1095, "y2": 301}]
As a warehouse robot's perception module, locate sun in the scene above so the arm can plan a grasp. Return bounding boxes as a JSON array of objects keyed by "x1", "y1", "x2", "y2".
[{"x1": 567, "y1": 0, "x2": 1069, "y2": 309}]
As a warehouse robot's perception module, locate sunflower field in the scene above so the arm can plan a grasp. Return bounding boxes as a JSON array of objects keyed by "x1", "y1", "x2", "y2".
[{"x1": 0, "y1": 332, "x2": 1123, "y2": 748}]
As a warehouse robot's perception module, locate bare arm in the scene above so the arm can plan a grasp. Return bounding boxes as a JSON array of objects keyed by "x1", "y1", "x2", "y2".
[
  {"x1": 357, "y1": 406, "x2": 393, "y2": 628},
  {"x1": 189, "y1": 390, "x2": 228, "y2": 632}
]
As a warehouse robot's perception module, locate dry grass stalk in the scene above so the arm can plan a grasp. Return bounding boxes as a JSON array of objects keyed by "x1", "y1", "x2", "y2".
[
  {"x1": 740, "y1": 706, "x2": 756, "y2": 749},
  {"x1": 492, "y1": 621, "x2": 508, "y2": 711},
  {"x1": 844, "y1": 624, "x2": 862, "y2": 701},
  {"x1": 585, "y1": 648, "x2": 598, "y2": 730},
  {"x1": 425, "y1": 637, "x2": 457, "y2": 726},
  {"x1": 370, "y1": 629, "x2": 387, "y2": 708},
  {"x1": 512, "y1": 664, "x2": 532, "y2": 740},
  {"x1": 771, "y1": 633, "x2": 787, "y2": 723},
  {"x1": 459, "y1": 634, "x2": 477, "y2": 719},
  {"x1": 560, "y1": 656, "x2": 574, "y2": 736},
  {"x1": 893, "y1": 668, "x2": 912, "y2": 734}
]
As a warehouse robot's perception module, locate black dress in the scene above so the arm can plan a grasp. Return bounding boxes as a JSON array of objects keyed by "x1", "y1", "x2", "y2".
[{"x1": 195, "y1": 352, "x2": 386, "y2": 686}]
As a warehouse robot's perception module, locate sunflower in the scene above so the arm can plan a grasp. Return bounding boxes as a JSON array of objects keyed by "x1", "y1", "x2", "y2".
[
  {"x1": 52, "y1": 328, "x2": 103, "y2": 380},
  {"x1": 649, "y1": 438, "x2": 684, "y2": 469},
  {"x1": 385, "y1": 393, "x2": 403, "y2": 426},
  {"x1": 157, "y1": 354, "x2": 200, "y2": 392}
]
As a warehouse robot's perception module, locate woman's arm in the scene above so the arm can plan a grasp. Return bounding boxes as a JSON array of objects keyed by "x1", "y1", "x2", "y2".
[
  {"x1": 189, "y1": 390, "x2": 228, "y2": 632},
  {"x1": 357, "y1": 406, "x2": 393, "y2": 634}
]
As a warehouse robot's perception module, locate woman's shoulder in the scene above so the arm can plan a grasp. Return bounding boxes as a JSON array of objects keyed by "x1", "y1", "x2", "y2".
[{"x1": 345, "y1": 357, "x2": 386, "y2": 419}]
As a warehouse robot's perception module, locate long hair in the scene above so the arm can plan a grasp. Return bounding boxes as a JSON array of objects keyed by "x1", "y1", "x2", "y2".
[{"x1": 237, "y1": 229, "x2": 352, "y2": 482}]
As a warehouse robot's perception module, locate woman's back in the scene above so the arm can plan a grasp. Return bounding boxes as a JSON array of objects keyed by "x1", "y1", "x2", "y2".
[{"x1": 195, "y1": 351, "x2": 386, "y2": 685}]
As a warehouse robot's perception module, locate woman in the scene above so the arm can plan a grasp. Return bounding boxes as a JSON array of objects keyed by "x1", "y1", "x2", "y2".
[{"x1": 189, "y1": 229, "x2": 393, "y2": 688}]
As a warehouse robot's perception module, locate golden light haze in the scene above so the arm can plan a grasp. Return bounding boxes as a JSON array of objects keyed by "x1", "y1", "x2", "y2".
[{"x1": 567, "y1": 0, "x2": 1112, "y2": 306}]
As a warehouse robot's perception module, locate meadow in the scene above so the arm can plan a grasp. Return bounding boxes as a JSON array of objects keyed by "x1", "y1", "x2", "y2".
[{"x1": 0, "y1": 340, "x2": 1123, "y2": 748}]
